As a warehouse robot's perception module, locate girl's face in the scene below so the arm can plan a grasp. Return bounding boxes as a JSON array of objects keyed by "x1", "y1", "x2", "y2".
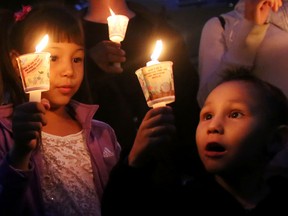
[
  {"x1": 196, "y1": 81, "x2": 273, "y2": 175},
  {"x1": 41, "y1": 42, "x2": 84, "y2": 108}
]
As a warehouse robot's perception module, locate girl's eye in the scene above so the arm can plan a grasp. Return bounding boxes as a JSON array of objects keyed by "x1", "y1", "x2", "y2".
[
  {"x1": 73, "y1": 57, "x2": 83, "y2": 63},
  {"x1": 50, "y1": 56, "x2": 58, "y2": 62},
  {"x1": 229, "y1": 111, "x2": 243, "y2": 119}
]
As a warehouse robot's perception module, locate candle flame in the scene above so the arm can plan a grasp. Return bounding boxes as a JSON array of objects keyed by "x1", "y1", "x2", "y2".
[
  {"x1": 35, "y1": 34, "x2": 49, "y2": 53},
  {"x1": 109, "y1": 8, "x2": 115, "y2": 16},
  {"x1": 151, "y1": 40, "x2": 162, "y2": 61}
]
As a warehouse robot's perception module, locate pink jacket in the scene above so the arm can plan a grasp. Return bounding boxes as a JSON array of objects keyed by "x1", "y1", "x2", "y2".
[{"x1": 0, "y1": 100, "x2": 121, "y2": 215}]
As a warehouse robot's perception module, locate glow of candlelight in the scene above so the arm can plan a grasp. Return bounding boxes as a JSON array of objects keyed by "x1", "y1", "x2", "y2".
[
  {"x1": 151, "y1": 40, "x2": 163, "y2": 61},
  {"x1": 146, "y1": 40, "x2": 163, "y2": 66},
  {"x1": 35, "y1": 34, "x2": 49, "y2": 53},
  {"x1": 109, "y1": 8, "x2": 115, "y2": 16},
  {"x1": 28, "y1": 34, "x2": 49, "y2": 102}
]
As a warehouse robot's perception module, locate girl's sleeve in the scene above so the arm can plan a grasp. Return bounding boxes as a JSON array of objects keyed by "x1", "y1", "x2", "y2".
[{"x1": 0, "y1": 125, "x2": 33, "y2": 215}]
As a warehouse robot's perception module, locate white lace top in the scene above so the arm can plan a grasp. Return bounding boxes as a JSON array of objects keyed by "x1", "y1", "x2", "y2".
[{"x1": 40, "y1": 130, "x2": 100, "y2": 216}]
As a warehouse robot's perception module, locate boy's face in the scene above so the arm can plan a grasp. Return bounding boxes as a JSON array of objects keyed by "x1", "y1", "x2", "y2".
[
  {"x1": 41, "y1": 42, "x2": 84, "y2": 108},
  {"x1": 196, "y1": 80, "x2": 274, "y2": 175}
]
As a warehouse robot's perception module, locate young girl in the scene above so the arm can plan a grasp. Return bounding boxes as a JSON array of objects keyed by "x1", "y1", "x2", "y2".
[
  {"x1": 0, "y1": 4, "x2": 120, "y2": 216},
  {"x1": 0, "y1": 3, "x2": 176, "y2": 215}
]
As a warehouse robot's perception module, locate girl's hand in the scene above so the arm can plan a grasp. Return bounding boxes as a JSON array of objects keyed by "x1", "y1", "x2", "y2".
[
  {"x1": 9, "y1": 99, "x2": 49, "y2": 170},
  {"x1": 128, "y1": 106, "x2": 176, "y2": 167},
  {"x1": 245, "y1": 0, "x2": 283, "y2": 25}
]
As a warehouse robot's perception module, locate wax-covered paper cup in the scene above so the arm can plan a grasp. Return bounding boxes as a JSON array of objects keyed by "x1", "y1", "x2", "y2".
[
  {"x1": 135, "y1": 68, "x2": 150, "y2": 101},
  {"x1": 136, "y1": 61, "x2": 175, "y2": 108},
  {"x1": 107, "y1": 15, "x2": 129, "y2": 43},
  {"x1": 17, "y1": 52, "x2": 50, "y2": 93}
]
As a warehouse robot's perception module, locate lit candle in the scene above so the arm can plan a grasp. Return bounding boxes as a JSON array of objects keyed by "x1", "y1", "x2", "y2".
[
  {"x1": 146, "y1": 40, "x2": 167, "y2": 107},
  {"x1": 17, "y1": 34, "x2": 50, "y2": 102},
  {"x1": 135, "y1": 39, "x2": 175, "y2": 108},
  {"x1": 30, "y1": 35, "x2": 49, "y2": 102},
  {"x1": 107, "y1": 8, "x2": 129, "y2": 44},
  {"x1": 146, "y1": 40, "x2": 163, "y2": 66},
  {"x1": 107, "y1": 8, "x2": 129, "y2": 68}
]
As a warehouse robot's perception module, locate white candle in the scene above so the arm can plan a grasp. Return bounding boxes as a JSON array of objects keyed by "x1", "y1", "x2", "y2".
[{"x1": 107, "y1": 8, "x2": 129, "y2": 68}]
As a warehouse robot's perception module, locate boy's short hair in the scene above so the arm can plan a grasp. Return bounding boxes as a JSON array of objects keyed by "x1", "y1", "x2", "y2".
[{"x1": 220, "y1": 67, "x2": 288, "y2": 127}]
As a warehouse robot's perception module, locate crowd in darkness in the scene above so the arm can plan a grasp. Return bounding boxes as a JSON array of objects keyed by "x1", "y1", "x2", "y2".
[{"x1": 0, "y1": 0, "x2": 287, "y2": 215}]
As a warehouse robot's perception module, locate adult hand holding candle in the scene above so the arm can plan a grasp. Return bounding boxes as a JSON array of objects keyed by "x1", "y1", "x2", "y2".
[
  {"x1": 135, "y1": 40, "x2": 175, "y2": 108},
  {"x1": 107, "y1": 8, "x2": 129, "y2": 68},
  {"x1": 17, "y1": 34, "x2": 50, "y2": 102}
]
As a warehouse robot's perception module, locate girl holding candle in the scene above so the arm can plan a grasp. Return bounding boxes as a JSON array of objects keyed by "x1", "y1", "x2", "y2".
[
  {"x1": 1, "y1": 3, "x2": 114, "y2": 216},
  {"x1": 0, "y1": 3, "x2": 176, "y2": 215}
]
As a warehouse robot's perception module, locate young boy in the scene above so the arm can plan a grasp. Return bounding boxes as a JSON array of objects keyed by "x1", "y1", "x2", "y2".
[{"x1": 101, "y1": 68, "x2": 288, "y2": 216}]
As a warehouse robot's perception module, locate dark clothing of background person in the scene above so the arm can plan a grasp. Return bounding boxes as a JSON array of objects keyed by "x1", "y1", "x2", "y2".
[
  {"x1": 74, "y1": 1, "x2": 202, "y2": 176},
  {"x1": 101, "y1": 161, "x2": 288, "y2": 216}
]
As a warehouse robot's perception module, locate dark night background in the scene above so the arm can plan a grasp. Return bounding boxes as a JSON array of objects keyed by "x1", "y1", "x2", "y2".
[
  {"x1": 0, "y1": 0, "x2": 237, "y2": 11},
  {"x1": 0, "y1": 0, "x2": 237, "y2": 69}
]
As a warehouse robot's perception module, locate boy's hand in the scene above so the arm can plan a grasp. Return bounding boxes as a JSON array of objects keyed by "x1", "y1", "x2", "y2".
[{"x1": 128, "y1": 106, "x2": 176, "y2": 167}]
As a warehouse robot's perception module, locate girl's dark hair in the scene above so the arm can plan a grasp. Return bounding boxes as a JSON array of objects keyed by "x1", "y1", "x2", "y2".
[
  {"x1": 0, "y1": 9, "x2": 26, "y2": 105},
  {"x1": 6, "y1": 2, "x2": 92, "y2": 104},
  {"x1": 221, "y1": 67, "x2": 288, "y2": 127},
  {"x1": 9, "y1": 2, "x2": 84, "y2": 54}
]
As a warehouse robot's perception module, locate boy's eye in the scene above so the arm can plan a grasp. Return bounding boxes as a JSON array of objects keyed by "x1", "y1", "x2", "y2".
[
  {"x1": 203, "y1": 113, "x2": 213, "y2": 121},
  {"x1": 50, "y1": 56, "x2": 58, "y2": 62},
  {"x1": 229, "y1": 111, "x2": 243, "y2": 119},
  {"x1": 73, "y1": 57, "x2": 83, "y2": 63}
]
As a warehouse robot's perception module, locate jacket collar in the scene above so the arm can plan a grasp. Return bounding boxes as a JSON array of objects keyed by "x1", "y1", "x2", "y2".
[{"x1": 68, "y1": 99, "x2": 99, "y2": 128}]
